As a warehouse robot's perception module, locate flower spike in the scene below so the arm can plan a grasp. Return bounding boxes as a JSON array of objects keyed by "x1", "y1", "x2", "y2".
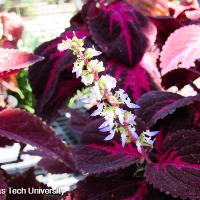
[{"x1": 58, "y1": 34, "x2": 159, "y2": 155}]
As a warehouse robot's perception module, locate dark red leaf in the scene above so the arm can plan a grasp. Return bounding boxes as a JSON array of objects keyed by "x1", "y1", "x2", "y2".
[
  {"x1": 161, "y1": 66, "x2": 200, "y2": 89},
  {"x1": 38, "y1": 158, "x2": 72, "y2": 174},
  {"x1": 67, "y1": 176, "x2": 148, "y2": 200},
  {"x1": 0, "y1": 108, "x2": 74, "y2": 169},
  {"x1": 0, "y1": 48, "x2": 44, "y2": 78},
  {"x1": 28, "y1": 26, "x2": 88, "y2": 121},
  {"x1": 74, "y1": 142, "x2": 140, "y2": 175},
  {"x1": 145, "y1": 130, "x2": 200, "y2": 200},
  {"x1": 73, "y1": 119, "x2": 140, "y2": 174},
  {"x1": 88, "y1": 1, "x2": 156, "y2": 66},
  {"x1": 150, "y1": 16, "x2": 182, "y2": 47},
  {"x1": 136, "y1": 91, "x2": 200, "y2": 127},
  {"x1": 67, "y1": 175, "x2": 176, "y2": 200},
  {"x1": 0, "y1": 170, "x2": 7, "y2": 200},
  {"x1": 106, "y1": 59, "x2": 161, "y2": 101},
  {"x1": 24, "y1": 148, "x2": 74, "y2": 174}
]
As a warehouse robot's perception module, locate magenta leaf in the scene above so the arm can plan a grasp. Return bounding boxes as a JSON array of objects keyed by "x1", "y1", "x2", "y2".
[
  {"x1": 0, "y1": 108, "x2": 74, "y2": 169},
  {"x1": 106, "y1": 59, "x2": 161, "y2": 101},
  {"x1": 160, "y1": 25, "x2": 200, "y2": 76},
  {"x1": 28, "y1": 26, "x2": 88, "y2": 121},
  {"x1": 145, "y1": 130, "x2": 200, "y2": 200},
  {"x1": 0, "y1": 48, "x2": 43, "y2": 78},
  {"x1": 136, "y1": 91, "x2": 200, "y2": 127},
  {"x1": 88, "y1": 1, "x2": 156, "y2": 66},
  {"x1": 0, "y1": 170, "x2": 7, "y2": 200}
]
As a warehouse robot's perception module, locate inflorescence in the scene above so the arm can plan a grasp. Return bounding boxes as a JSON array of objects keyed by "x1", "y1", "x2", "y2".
[{"x1": 58, "y1": 33, "x2": 159, "y2": 155}]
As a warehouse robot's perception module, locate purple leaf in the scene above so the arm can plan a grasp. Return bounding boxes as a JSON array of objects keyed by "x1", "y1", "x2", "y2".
[
  {"x1": 161, "y1": 66, "x2": 200, "y2": 89},
  {"x1": 0, "y1": 108, "x2": 74, "y2": 169},
  {"x1": 74, "y1": 142, "x2": 140, "y2": 175},
  {"x1": 136, "y1": 91, "x2": 200, "y2": 127},
  {"x1": 145, "y1": 129, "x2": 200, "y2": 200},
  {"x1": 0, "y1": 48, "x2": 43, "y2": 78},
  {"x1": 66, "y1": 176, "x2": 175, "y2": 200},
  {"x1": 88, "y1": 1, "x2": 156, "y2": 66},
  {"x1": 67, "y1": 176, "x2": 148, "y2": 200},
  {"x1": 73, "y1": 119, "x2": 141, "y2": 174},
  {"x1": 0, "y1": 170, "x2": 7, "y2": 200},
  {"x1": 160, "y1": 25, "x2": 200, "y2": 76},
  {"x1": 28, "y1": 26, "x2": 88, "y2": 121},
  {"x1": 38, "y1": 158, "x2": 73, "y2": 174},
  {"x1": 106, "y1": 59, "x2": 161, "y2": 101},
  {"x1": 24, "y1": 148, "x2": 74, "y2": 173}
]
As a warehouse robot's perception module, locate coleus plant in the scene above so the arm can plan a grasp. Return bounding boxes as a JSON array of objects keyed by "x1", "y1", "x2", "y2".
[
  {"x1": 0, "y1": 0, "x2": 199, "y2": 200},
  {"x1": 27, "y1": 0, "x2": 199, "y2": 199}
]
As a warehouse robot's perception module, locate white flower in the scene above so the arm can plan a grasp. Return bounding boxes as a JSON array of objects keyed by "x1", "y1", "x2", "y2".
[
  {"x1": 100, "y1": 75, "x2": 117, "y2": 91},
  {"x1": 92, "y1": 82, "x2": 103, "y2": 101},
  {"x1": 72, "y1": 60, "x2": 84, "y2": 78},
  {"x1": 87, "y1": 60, "x2": 105, "y2": 73},
  {"x1": 99, "y1": 114, "x2": 115, "y2": 133},
  {"x1": 115, "y1": 107, "x2": 125, "y2": 124},
  {"x1": 104, "y1": 130, "x2": 115, "y2": 141},
  {"x1": 126, "y1": 113, "x2": 136, "y2": 126},
  {"x1": 91, "y1": 103, "x2": 103, "y2": 116},
  {"x1": 84, "y1": 47, "x2": 102, "y2": 59},
  {"x1": 104, "y1": 111, "x2": 115, "y2": 128},
  {"x1": 121, "y1": 133, "x2": 127, "y2": 147},
  {"x1": 118, "y1": 89, "x2": 140, "y2": 109},
  {"x1": 81, "y1": 73, "x2": 94, "y2": 85},
  {"x1": 57, "y1": 39, "x2": 71, "y2": 51}
]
